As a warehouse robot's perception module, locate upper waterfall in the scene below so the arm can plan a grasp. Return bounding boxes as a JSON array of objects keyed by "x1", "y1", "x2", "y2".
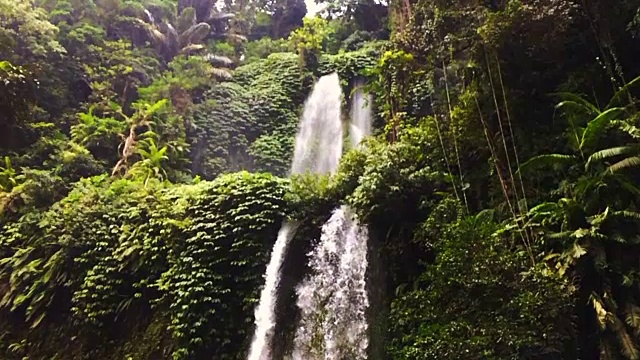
[{"x1": 290, "y1": 72, "x2": 344, "y2": 175}]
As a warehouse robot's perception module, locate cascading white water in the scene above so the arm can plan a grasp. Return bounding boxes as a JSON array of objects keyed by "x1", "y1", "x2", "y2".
[
  {"x1": 248, "y1": 73, "x2": 344, "y2": 360},
  {"x1": 290, "y1": 73, "x2": 344, "y2": 176},
  {"x1": 349, "y1": 80, "x2": 373, "y2": 147},
  {"x1": 291, "y1": 82, "x2": 373, "y2": 360},
  {"x1": 292, "y1": 207, "x2": 369, "y2": 360}
]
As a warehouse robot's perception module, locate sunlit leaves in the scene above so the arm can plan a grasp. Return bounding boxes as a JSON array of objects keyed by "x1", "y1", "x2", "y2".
[{"x1": 0, "y1": 0, "x2": 65, "y2": 58}]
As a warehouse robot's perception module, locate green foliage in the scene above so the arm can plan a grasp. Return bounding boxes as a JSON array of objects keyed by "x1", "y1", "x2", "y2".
[
  {"x1": 388, "y1": 200, "x2": 576, "y2": 359},
  {"x1": 165, "y1": 172, "x2": 288, "y2": 359},
  {"x1": 129, "y1": 132, "x2": 170, "y2": 184},
  {"x1": 365, "y1": 48, "x2": 415, "y2": 139},
  {"x1": 139, "y1": 55, "x2": 225, "y2": 105},
  {"x1": 228, "y1": 52, "x2": 310, "y2": 174},
  {"x1": 0, "y1": 61, "x2": 38, "y2": 144},
  {"x1": 518, "y1": 88, "x2": 640, "y2": 358},
  {"x1": 0, "y1": 172, "x2": 289, "y2": 359},
  {"x1": 336, "y1": 123, "x2": 448, "y2": 224},
  {"x1": 0, "y1": 0, "x2": 65, "y2": 60},
  {"x1": 0, "y1": 169, "x2": 66, "y2": 220},
  {"x1": 318, "y1": 41, "x2": 383, "y2": 87},
  {"x1": 288, "y1": 17, "x2": 335, "y2": 68},
  {"x1": 0, "y1": 157, "x2": 17, "y2": 192},
  {"x1": 243, "y1": 37, "x2": 289, "y2": 62},
  {"x1": 71, "y1": 106, "x2": 125, "y2": 156},
  {"x1": 188, "y1": 83, "x2": 255, "y2": 178},
  {"x1": 248, "y1": 130, "x2": 295, "y2": 175},
  {"x1": 82, "y1": 39, "x2": 161, "y2": 113},
  {"x1": 4, "y1": 0, "x2": 640, "y2": 359}
]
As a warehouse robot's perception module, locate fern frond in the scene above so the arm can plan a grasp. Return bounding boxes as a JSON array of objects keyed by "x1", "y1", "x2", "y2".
[
  {"x1": 592, "y1": 294, "x2": 609, "y2": 330},
  {"x1": 570, "y1": 242, "x2": 587, "y2": 259},
  {"x1": 610, "y1": 156, "x2": 640, "y2": 172},
  {"x1": 518, "y1": 154, "x2": 576, "y2": 174}
]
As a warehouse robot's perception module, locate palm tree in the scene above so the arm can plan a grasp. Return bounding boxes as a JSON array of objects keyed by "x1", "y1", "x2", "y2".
[
  {"x1": 137, "y1": 5, "x2": 239, "y2": 70},
  {"x1": 520, "y1": 83, "x2": 640, "y2": 359}
]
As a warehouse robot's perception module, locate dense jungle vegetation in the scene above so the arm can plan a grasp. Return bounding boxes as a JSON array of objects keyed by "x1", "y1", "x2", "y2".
[{"x1": 3, "y1": 0, "x2": 640, "y2": 358}]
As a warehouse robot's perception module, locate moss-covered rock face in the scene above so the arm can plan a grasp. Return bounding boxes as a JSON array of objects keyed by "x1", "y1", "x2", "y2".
[
  {"x1": 188, "y1": 53, "x2": 313, "y2": 178},
  {"x1": 0, "y1": 172, "x2": 289, "y2": 360}
]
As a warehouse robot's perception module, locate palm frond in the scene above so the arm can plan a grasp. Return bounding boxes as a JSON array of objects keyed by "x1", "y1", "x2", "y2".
[
  {"x1": 611, "y1": 173, "x2": 640, "y2": 196},
  {"x1": 610, "y1": 156, "x2": 640, "y2": 173},
  {"x1": 547, "y1": 231, "x2": 572, "y2": 240},
  {"x1": 179, "y1": 44, "x2": 206, "y2": 55},
  {"x1": 613, "y1": 121, "x2": 640, "y2": 139},
  {"x1": 201, "y1": 53, "x2": 234, "y2": 66},
  {"x1": 528, "y1": 202, "x2": 560, "y2": 215},
  {"x1": 227, "y1": 33, "x2": 248, "y2": 42},
  {"x1": 587, "y1": 146, "x2": 639, "y2": 168},
  {"x1": 551, "y1": 92, "x2": 600, "y2": 114},
  {"x1": 180, "y1": 22, "x2": 210, "y2": 47},
  {"x1": 177, "y1": 6, "x2": 197, "y2": 33},
  {"x1": 211, "y1": 67, "x2": 232, "y2": 80},
  {"x1": 612, "y1": 210, "x2": 640, "y2": 223},
  {"x1": 580, "y1": 107, "x2": 624, "y2": 151},
  {"x1": 165, "y1": 23, "x2": 180, "y2": 54},
  {"x1": 607, "y1": 74, "x2": 640, "y2": 108},
  {"x1": 142, "y1": 9, "x2": 155, "y2": 24},
  {"x1": 208, "y1": 12, "x2": 235, "y2": 21},
  {"x1": 144, "y1": 25, "x2": 167, "y2": 47},
  {"x1": 474, "y1": 209, "x2": 495, "y2": 223},
  {"x1": 517, "y1": 154, "x2": 576, "y2": 174}
]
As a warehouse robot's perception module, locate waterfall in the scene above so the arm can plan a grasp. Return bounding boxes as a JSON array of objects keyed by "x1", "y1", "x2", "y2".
[
  {"x1": 248, "y1": 73, "x2": 343, "y2": 360},
  {"x1": 291, "y1": 81, "x2": 373, "y2": 360},
  {"x1": 349, "y1": 80, "x2": 373, "y2": 147},
  {"x1": 292, "y1": 207, "x2": 369, "y2": 360}
]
